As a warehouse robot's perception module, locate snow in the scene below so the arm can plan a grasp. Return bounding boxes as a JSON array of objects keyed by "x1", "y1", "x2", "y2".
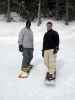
[{"x1": 0, "y1": 20, "x2": 75, "y2": 100}]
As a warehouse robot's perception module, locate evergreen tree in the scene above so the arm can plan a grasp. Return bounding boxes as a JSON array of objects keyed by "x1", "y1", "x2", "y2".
[{"x1": 0, "y1": 0, "x2": 75, "y2": 22}]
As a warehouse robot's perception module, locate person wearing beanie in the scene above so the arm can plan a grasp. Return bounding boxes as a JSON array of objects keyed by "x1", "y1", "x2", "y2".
[{"x1": 18, "y1": 20, "x2": 34, "y2": 78}]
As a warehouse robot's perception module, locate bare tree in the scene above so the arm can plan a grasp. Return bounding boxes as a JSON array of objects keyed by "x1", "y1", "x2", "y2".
[
  {"x1": 65, "y1": 0, "x2": 69, "y2": 25},
  {"x1": 37, "y1": 0, "x2": 41, "y2": 26},
  {"x1": 7, "y1": 0, "x2": 11, "y2": 22},
  {"x1": 56, "y1": 0, "x2": 59, "y2": 20}
]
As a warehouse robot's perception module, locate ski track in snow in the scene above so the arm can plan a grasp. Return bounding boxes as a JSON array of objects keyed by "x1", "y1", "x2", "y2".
[{"x1": 0, "y1": 21, "x2": 75, "y2": 100}]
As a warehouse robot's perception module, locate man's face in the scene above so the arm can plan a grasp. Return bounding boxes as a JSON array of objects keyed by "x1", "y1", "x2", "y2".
[{"x1": 47, "y1": 23, "x2": 52, "y2": 31}]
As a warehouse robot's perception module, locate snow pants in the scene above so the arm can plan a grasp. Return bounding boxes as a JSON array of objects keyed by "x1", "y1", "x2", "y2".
[
  {"x1": 21, "y1": 48, "x2": 33, "y2": 71},
  {"x1": 44, "y1": 49, "x2": 56, "y2": 74}
]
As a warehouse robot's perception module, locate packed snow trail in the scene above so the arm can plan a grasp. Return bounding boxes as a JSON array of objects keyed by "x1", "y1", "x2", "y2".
[{"x1": 0, "y1": 21, "x2": 75, "y2": 100}]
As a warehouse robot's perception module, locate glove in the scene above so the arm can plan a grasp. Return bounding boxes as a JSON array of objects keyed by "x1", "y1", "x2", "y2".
[
  {"x1": 19, "y1": 45, "x2": 23, "y2": 52},
  {"x1": 53, "y1": 47, "x2": 59, "y2": 54},
  {"x1": 42, "y1": 50, "x2": 44, "y2": 57}
]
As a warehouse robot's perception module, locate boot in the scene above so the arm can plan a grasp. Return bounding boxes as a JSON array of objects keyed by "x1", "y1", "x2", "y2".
[
  {"x1": 45, "y1": 71, "x2": 56, "y2": 81},
  {"x1": 18, "y1": 70, "x2": 28, "y2": 78}
]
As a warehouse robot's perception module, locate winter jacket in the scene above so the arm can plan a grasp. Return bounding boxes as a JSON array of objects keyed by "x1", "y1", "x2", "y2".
[
  {"x1": 18, "y1": 27, "x2": 33, "y2": 49},
  {"x1": 43, "y1": 29, "x2": 59, "y2": 51}
]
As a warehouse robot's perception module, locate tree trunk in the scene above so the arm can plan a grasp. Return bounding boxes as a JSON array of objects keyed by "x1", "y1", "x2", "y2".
[
  {"x1": 65, "y1": 0, "x2": 69, "y2": 25},
  {"x1": 7, "y1": 0, "x2": 11, "y2": 22},
  {"x1": 37, "y1": 0, "x2": 41, "y2": 26},
  {"x1": 56, "y1": 0, "x2": 59, "y2": 20}
]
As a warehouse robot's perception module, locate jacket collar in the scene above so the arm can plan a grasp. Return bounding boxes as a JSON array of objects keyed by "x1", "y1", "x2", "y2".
[{"x1": 47, "y1": 29, "x2": 53, "y2": 33}]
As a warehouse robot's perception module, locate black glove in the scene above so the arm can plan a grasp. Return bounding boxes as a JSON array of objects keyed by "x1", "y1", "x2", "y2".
[
  {"x1": 19, "y1": 45, "x2": 23, "y2": 52},
  {"x1": 42, "y1": 50, "x2": 44, "y2": 57},
  {"x1": 53, "y1": 47, "x2": 59, "y2": 54}
]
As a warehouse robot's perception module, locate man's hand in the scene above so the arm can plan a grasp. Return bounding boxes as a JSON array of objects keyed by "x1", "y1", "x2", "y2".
[
  {"x1": 53, "y1": 47, "x2": 59, "y2": 54},
  {"x1": 42, "y1": 50, "x2": 44, "y2": 57},
  {"x1": 19, "y1": 45, "x2": 23, "y2": 52}
]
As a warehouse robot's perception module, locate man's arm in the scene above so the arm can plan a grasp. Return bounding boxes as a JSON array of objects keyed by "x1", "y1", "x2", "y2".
[
  {"x1": 18, "y1": 29, "x2": 24, "y2": 52},
  {"x1": 42, "y1": 34, "x2": 46, "y2": 57},
  {"x1": 53, "y1": 32, "x2": 59, "y2": 54}
]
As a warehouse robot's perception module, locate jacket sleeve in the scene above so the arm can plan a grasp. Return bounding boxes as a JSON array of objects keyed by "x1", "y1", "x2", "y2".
[
  {"x1": 18, "y1": 29, "x2": 24, "y2": 45},
  {"x1": 42, "y1": 34, "x2": 45, "y2": 51},
  {"x1": 31, "y1": 30, "x2": 34, "y2": 49},
  {"x1": 54, "y1": 32, "x2": 59, "y2": 48}
]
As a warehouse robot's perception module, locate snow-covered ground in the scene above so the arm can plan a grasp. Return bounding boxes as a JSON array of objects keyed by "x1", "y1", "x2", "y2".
[{"x1": 0, "y1": 19, "x2": 75, "y2": 100}]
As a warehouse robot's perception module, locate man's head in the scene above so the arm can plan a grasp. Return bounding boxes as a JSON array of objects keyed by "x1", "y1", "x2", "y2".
[
  {"x1": 26, "y1": 20, "x2": 31, "y2": 28},
  {"x1": 47, "y1": 22, "x2": 52, "y2": 31}
]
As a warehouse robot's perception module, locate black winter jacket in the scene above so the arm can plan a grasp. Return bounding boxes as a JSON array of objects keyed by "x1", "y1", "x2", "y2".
[{"x1": 43, "y1": 29, "x2": 59, "y2": 51}]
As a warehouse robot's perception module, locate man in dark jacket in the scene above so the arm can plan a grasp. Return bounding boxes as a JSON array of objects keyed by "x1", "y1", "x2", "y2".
[{"x1": 42, "y1": 22, "x2": 59, "y2": 81}]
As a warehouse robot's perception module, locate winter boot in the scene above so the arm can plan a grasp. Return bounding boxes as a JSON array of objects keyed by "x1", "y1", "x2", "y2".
[
  {"x1": 18, "y1": 70, "x2": 28, "y2": 78},
  {"x1": 45, "y1": 71, "x2": 56, "y2": 81}
]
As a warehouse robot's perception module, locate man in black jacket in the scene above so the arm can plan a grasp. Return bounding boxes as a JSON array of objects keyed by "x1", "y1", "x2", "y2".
[{"x1": 42, "y1": 22, "x2": 59, "y2": 81}]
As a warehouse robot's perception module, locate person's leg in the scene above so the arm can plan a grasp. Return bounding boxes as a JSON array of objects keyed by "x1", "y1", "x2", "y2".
[
  {"x1": 21, "y1": 48, "x2": 29, "y2": 71},
  {"x1": 28, "y1": 48, "x2": 33, "y2": 65},
  {"x1": 48, "y1": 49, "x2": 56, "y2": 74},
  {"x1": 44, "y1": 50, "x2": 49, "y2": 68},
  {"x1": 44, "y1": 49, "x2": 56, "y2": 80},
  {"x1": 21, "y1": 48, "x2": 33, "y2": 71},
  {"x1": 45, "y1": 49, "x2": 56, "y2": 80},
  {"x1": 19, "y1": 48, "x2": 33, "y2": 78}
]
